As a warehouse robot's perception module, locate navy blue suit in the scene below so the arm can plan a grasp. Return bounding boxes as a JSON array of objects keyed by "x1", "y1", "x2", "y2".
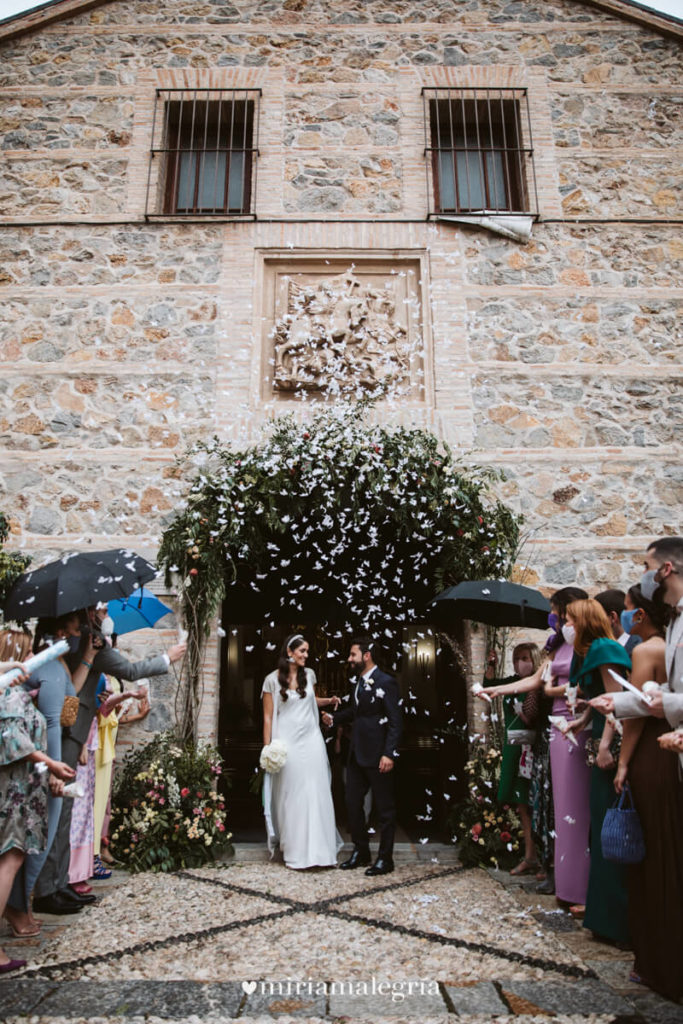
[{"x1": 333, "y1": 667, "x2": 402, "y2": 859}]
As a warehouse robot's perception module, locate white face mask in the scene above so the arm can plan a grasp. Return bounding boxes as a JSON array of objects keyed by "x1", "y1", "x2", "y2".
[
  {"x1": 100, "y1": 615, "x2": 115, "y2": 637},
  {"x1": 562, "y1": 623, "x2": 576, "y2": 645},
  {"x1": 640, "y1": 569, "x2": 659, "y2": 602}
]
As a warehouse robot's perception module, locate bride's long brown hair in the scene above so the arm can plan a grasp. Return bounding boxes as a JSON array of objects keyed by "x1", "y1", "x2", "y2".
[{"x1": 277, "y1": 634, "x2": 308, "y2": 702}]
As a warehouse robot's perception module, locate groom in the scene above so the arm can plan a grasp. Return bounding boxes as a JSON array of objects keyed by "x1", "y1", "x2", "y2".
[{"x1": 329, "y1": 636, "x2": 402, "y2": 876}]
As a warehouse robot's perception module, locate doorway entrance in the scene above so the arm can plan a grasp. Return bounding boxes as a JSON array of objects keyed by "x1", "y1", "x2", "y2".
[{"x1": 217, "y1": 618, "x2": 468, "y2": 843}]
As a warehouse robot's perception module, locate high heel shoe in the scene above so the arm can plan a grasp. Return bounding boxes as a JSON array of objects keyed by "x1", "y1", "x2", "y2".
[{"x1": 91, "y1": 855, "x2": 112, "y2": 880}]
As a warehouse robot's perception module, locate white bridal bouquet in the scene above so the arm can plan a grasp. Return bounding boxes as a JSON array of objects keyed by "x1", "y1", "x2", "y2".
[{"x1": 260, "y1": 739, "x2": 288, "y2": 774}]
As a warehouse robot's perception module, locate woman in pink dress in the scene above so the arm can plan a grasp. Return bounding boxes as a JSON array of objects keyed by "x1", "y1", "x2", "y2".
[
  {"x1": 545, "y1": 587, "x2": 592, "y2": 908},
  {"x1": 68, "y1": 714, "x2": 98, "y2": 887}
]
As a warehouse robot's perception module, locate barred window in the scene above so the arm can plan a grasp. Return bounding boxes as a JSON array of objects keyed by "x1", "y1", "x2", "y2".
[
  {"x1": 422, "y1": 88, "x2": 538, "y2": 217},
  {"x1": 146, "y1": 89, "x2": 261, "y2": 217}
]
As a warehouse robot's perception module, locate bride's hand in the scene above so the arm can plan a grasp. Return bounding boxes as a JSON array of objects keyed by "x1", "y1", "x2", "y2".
[
  {"x1": 327, "y1": 696, "x2": 341, "y2": 710},
  {"x1": 321, "y1": 712, "x2": 333, "y2": 728}
]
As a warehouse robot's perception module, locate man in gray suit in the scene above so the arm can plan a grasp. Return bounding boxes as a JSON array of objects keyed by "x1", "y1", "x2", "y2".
[
  {"x1": 590, "y1": 536, "x2": 683, "y2": 768},
  {"x1": 640, "y1": 537, "x2": 683, "y2": 735},
  {"x1": 33, "y1": 603, "x2": 186, "y2": 914}
]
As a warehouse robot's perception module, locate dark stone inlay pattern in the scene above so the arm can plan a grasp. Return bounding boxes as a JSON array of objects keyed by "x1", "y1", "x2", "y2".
[
  {"x1": 16, "y1": 865, "x2": 596, "y2": 984},
  {"x1": 176, "y1": 867, "x2": 598, "y2": 981}
]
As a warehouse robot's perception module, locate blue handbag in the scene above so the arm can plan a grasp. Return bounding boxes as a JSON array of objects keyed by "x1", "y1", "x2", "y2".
[{"x1": 601, "y1": 782, "x2": 646, "y2": 865}]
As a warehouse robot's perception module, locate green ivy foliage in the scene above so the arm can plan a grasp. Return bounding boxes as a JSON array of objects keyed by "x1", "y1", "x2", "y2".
[
  {"x1": 0, "y1": 512, "x2": 31, "y2": 609},
  {"x1": 159, "y1": 404, "x2": 522, "y2": 645}
]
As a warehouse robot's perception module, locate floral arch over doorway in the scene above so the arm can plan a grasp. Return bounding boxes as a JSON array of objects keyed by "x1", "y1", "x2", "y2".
[{"x1": 158, "y1": 404, "x2": 521, "y2": 741}]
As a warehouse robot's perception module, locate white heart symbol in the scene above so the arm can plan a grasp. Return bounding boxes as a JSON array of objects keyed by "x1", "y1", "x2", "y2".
[{"x1": 242, "y1": 981, "x2": 257, "y2": 995}]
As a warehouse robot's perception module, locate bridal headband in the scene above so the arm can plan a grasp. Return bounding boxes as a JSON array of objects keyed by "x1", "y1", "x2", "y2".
[{"x1": 287, "y1": 634, "x2": 305, "y2": 647}]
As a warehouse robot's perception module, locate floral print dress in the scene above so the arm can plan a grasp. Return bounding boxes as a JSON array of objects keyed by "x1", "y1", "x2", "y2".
[{"x1": 0, "y1": 683, "x2": 49, "y2": 856}]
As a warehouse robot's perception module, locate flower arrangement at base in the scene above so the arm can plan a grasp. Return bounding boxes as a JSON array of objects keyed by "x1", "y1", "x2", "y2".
[
  {"x1": 259, "y1": 738, "x2": 287, "y2": 774},
  {"x1": 448, "y1": 742, "x2": 522, "y2": 870},
  {"x1": 110, "y1": 731, "x2": 233, "y2": 872}
]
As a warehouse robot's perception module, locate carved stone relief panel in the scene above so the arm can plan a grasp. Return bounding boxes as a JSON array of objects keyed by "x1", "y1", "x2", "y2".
[{"x1": 259, "y1": 256, "x2": 428, "y2": 402}]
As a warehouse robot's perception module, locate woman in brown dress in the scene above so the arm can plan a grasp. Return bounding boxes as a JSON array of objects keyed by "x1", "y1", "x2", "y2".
[{"x1": 592, "y1": 585, "x2": 682, "y2": 1001}]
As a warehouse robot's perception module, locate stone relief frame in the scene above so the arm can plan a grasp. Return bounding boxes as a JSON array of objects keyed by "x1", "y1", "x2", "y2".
[{"x1": 255, "y1": 252, "x2": 433, "y2": 405}]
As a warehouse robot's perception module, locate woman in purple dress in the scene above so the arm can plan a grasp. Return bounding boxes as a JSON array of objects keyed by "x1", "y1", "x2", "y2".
[{"x1": 544, "y1": 587, "x2": 592, "y2": 908}]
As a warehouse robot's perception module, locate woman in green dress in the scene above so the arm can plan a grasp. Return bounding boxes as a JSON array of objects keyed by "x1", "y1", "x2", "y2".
[
  {"x1": 566, "y1": 599, "x2": 632, "y2": 946},
  {"x1": 478, "y1": 642, "x2": 543, "y2": 875}
]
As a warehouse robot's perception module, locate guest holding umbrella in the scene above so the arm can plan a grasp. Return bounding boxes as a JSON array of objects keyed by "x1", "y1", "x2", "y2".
[{"x1": 32, "y1": 602, "x2": 185, "y2": 915}]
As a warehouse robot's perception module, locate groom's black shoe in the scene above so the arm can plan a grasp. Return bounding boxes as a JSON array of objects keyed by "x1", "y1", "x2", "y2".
[
  {"x1": 365, "y1": 857, "x2": 394, "y2": 876},
  {"x1": 339, "y1": 848, "x2": 371, "y2": 870}
]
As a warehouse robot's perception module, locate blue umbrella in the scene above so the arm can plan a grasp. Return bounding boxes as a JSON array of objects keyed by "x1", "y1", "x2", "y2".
[{"x1": 108, "y1": 587, "x2": 173, "y2": 635}]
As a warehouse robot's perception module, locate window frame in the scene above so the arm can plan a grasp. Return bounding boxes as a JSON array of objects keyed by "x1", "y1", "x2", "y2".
[
  {"x1": 422, "y1": 87, "x2": 539, "y2": 219},
  {"x1": 145, "y1": 88, "x2": 261, "y2": 219}
]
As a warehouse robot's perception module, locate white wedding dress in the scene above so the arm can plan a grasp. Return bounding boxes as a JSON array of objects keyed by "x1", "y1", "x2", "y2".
[{"x1": 261, "y1": 668, "x2": 342, "y2": 869}]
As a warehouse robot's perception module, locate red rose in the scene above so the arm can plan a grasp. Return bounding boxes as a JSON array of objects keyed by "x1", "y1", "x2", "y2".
[
  {"x1": 500, "y1": 831, "x2": 512, "y2": 842},
  {"x1": 471, "y1": 823, "x2": 482, "y2": 837},
  {"x1": 181, "y1": 787, "x2": 190, "y2": 797},
  {"x1": 189, "y1": 568, "x2": 198, "y2": 576}
]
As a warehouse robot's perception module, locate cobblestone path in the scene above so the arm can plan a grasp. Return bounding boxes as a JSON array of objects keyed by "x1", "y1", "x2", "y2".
[{"x1": 1, "y1": 847, "x2": 682, "y2": 1023}]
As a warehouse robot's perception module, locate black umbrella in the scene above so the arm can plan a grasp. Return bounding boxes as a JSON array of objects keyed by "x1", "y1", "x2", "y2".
[
  {"x1": 3, "y1": 549, "x2": 158, "y2": 621},
  {"x1": 431, "y1": 579, "x2": 551, "y2": 630}
]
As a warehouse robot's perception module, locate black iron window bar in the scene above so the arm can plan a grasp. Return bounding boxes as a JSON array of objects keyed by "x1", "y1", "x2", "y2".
[
  {"x1": 145, "y1": 88, "x2": 261, "y2": 218},
  {"x1": 422, "y1": 86, "x2": 539, "y2": 218}
]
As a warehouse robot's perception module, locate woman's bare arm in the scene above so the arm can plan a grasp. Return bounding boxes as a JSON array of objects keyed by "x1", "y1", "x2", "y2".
[{"x1": 262, "y1": 691, "x2": 274, "y2": 746}]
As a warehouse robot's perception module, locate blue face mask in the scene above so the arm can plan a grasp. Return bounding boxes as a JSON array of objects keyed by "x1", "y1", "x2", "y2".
[
  {"x1": 620, "y1": 609, "x2": 637, "y2": 633},
  {"x1": 548, "y1": 612, "x2": 559, "y2": 632}
]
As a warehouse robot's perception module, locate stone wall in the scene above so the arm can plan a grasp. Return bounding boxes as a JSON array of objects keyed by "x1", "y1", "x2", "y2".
[{"x1": 0, "y1": 0, "x2": 681, "y2": 740}]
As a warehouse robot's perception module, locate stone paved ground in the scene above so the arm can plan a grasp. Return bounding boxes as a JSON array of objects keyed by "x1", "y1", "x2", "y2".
[{"x1": 1, "y1": 846, "x2": 682, "y2": 1024}]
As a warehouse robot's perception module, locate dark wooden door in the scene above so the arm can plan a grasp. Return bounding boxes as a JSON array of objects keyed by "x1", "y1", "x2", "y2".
[{"x1": 217, "y1": 620, "x2": 468, "y2": 842}]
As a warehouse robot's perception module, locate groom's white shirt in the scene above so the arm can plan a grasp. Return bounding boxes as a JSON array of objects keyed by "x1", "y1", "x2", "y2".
[{"x1": 355, "y1": 667, "x2": 376, "y2": 704}]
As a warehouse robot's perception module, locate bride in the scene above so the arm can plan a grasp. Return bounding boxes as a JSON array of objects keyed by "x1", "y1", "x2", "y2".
[{"x1": 261, "y1": 634, "x2": 342, "y2": 869}]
